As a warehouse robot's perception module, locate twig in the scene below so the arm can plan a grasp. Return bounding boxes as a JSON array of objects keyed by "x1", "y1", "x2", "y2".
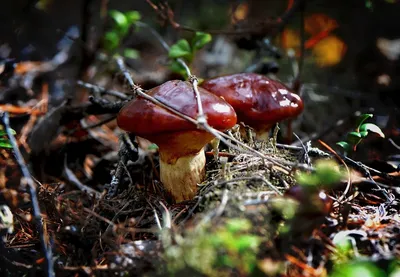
[
  {"x1": 63, "y1": 158, "x2": 101, "y2": 198},
  {"x1": 0, "y1": 112, "x2": 54, "y2": 277},
  {"x1": 77, "y1": 80, "x2": 130, "y2": 100},
  {"x1": 318, "y1": 140, "x2": 351, "y2": 203},
  {"x1": 80, "y1": 115, "x2": 116, "y2": 131}
]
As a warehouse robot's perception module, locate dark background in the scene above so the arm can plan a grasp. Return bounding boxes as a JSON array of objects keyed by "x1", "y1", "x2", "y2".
[{"x1": 1, "y1": 0, "x2": 400, "y2": 146}]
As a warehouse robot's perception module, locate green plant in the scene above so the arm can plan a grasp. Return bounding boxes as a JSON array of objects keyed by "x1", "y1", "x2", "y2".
[
  {"x1": 337, "y1": 114, "x2": 385, "y2": 155},
  {"x1": 330, "y1": 260, "x2": 386, "y2": 277},
  {"x1": 162, "y1": 218, "x2": 261, "y2": 276},
  {"x1": 103, "y1": 9, "x2": 141, "y2": 58},
  {"x1": 0, "y1": 125, "x2": 15, "y2": 149},
  {"x1": 296, "y1": 159, "x2": 345, "y2": 189},
  {"x1": 168, "y1": 32, "x2": 212, "y2": 77},
  {"x1": 210, "y1": 219, "x2": 261, "y2": 275}
]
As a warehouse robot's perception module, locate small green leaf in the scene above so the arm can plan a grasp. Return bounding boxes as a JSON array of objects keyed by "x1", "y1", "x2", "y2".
[
  {"x1": 235, "y1": 235, "x2": 260, "y2": 253},
  {"x1": 355, "y1": 113, "x2": 373, "y2": 131},
  {"x1": 109, "y1": 10, "x2": 130, "y2": 35},
  {"x1": 104, "y1": 31, "x2": 120, "y2": 52},
  {"x1": 169, "y1": 60, "x2": 188, "y2": 78},
  {"x1": 337, "y1": 141, "x2": 351, "y2": 152},
  {"x1": 125, "y1": 10, "x2": 141, "y2": 24},
  {"x1": 225, "y1": 219, "x2": 251, "y2": 233},
  {"x1": 168, "y1": 39, "x2": 192, "y2": 59},
  {"x1": 123, "y1": 48, "x2": 139, "y2": 59},
  {"x1": 330, "y1": 261, "x2": 385, "y2": 277},
  {"x1": 315, "y1": 160, "x2": 344, "y2": 186},
  {"x1": 359, "y1": 131, "x2": 369, "y2": 138},
  {"x1": 0, "y1": 127, "x2": 16, "y2": 136},
  {"x1": 347, "y1": 131, "x2": 362, "y2": 146},
  {"x1": 296, "y1": 172, "x2": 320, "y2": 187},
  {"x1": 109, "y1": 10, "x2": 128, "y2": 28},
  {"x1": 191, "y1": 32, "x2": 212, "y2": 51},
  {"x1": 360, "y1": 123, "x2": 385, "y2": 138},
  {"x1": 0, "y1": 139, "x2": 13, "y2": 149},
  {"x1": 147, "y1": 143, "x2": 159, "y2": 151},
  {"x1": 348, "y1": 131, "x2": 362, "y2": 138}
]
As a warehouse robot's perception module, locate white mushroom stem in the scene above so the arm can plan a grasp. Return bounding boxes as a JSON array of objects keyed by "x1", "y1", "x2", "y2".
[
  {"x1": 159, "y1": 148, "x2": 206, "y2": 203},
  {"x1": 254, "y1": 130, "x2": 271, "y2": 141}
]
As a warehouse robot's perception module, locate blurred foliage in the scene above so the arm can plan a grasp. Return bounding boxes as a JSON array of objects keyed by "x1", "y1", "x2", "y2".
[
  {"x1": 161, "y1": 218, "x2": 262, "y2": 276},
  {"x1": 103, "y1": 9, "x2": 141, "y2": 59},
  {"x1": 329, "y1": 259, "x2": 400, "y2": 277},
  {"x1": 296, "y1": 159, "x2": 345, "y2": 189}
]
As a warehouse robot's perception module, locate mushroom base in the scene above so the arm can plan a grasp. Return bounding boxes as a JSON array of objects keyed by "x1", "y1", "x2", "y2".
[
  {"x1": 159, "y1": 148, "x2": 206, "y2": 203},
  {"x1": 254, "y1": 129, "x2": 271, "y2": 141}
]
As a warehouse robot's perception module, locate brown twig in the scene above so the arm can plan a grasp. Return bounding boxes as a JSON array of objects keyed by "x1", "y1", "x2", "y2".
[{"x1": 0, "y1": 112, "x2": 54, "y2": 277}]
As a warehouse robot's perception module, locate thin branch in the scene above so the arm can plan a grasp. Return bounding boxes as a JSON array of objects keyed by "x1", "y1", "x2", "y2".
[
  {"x1": 63, "y1": 158, "x2": 101, "y2": 198},
  {"x1": 77, "y1": 80, "x2": 130, "y2": 100},
  {"x1": 0, "y1": 112, "x2": 54, "y2": 277}
]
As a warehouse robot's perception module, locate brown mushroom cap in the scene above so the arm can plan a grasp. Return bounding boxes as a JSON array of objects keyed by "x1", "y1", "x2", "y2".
[
  {"x1": 200, "y1": 73, "x2": 304, "y2": 132},
  {"x1": 117, "y1": 80, "x2": 237, "y2": 162}
]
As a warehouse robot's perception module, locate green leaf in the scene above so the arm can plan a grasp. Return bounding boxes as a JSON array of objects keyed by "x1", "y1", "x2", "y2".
[
  {"x1": 296, "y1": 172, "x2": 320, "y2": 187},
  {"x1": 104, "y1": 31, "x2": 120, "y2": 52},
  {"x1": 169, "y1": 60, "x2": 188, "y2": 78},
  {"x1": 0, "y1": 129, "x2": 16, "y2": 136},
  {"x1": 191, "y1": 32, "x2": 212, "y2": 51},
  {"x1": 109, "y1": 10, "x2": 128, "y2": 28},
  {"x1": 123, "y1": 48, "x2": 139, "y2": 59},
  {"x1": 296, "y1": 160, "x2": 344, "y2": 187},
  {"x1": 225, "y1": 219, "x2": 251, "y2": 233},
  {"x1": 109, "y1": 10, "x2": 130, "y2": 36},
  {"x1": 359, "y1": 131, "x2": 369, "y2": 138},
  {"x1": 315, "y1": 160, "x2": 344, "y2": 186},
  {"x1": 360, "y1": 123, "x2": 385, "y2": 138},
  {"x1": 147, "y1": 143, "x2": 159, "y2": 151},
  {"x1": 355, "y1": 113, "x2": 373, "y2": 131},
  {"x1": 330, "y1": 261, "x2": 385, "y2": 277},
  {"x1": 125, "y1": 11, "x2": 141, "y2": 24},
  {"x1": 0, "y1": 139, "x2": 13, "y2": 149},
  {"x1": 337, "y1": 141, "x2": 351, "y2": 152},
  {"x1": 168, "y1": 39, "x2": 192, "y2": 59},
  {"x1": 235, "y1": 235, "x2": 260, "y2": 253},
  {"x1": 346, "y1": 131, "x2": 362, "y2": 146}
]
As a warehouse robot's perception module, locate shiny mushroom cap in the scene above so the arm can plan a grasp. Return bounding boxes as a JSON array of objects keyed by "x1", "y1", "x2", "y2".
[
  {"x1": 117, "y1": 80, "x2": 237, "y2": 203},
  {"x1": 200, "y1": 73, "x2": 304, "y2": 133},
  {"x1": 117, "y1": 80, "x2": 237, "y2": 160}
]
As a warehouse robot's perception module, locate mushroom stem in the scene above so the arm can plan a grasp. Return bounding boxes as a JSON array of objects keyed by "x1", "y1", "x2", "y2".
[
  {"x1": 159, "y1": 148, "x2": 206, "y2": 203},
  {"x1": 254, "y1": 128, "x2": 272, "y2": 141}
]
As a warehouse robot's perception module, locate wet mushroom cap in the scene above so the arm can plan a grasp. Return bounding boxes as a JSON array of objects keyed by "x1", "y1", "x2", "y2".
[
  {"x1": 117, "y1": 80, "x2": 237, "y2": 159},
  {"x1": 200, "y1": 73, "x2": 304, "y2": 131}
]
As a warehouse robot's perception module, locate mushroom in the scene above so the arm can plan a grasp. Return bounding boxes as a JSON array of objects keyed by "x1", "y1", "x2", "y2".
[
  {"x1": 117, "y1": 80, "x2": 237, "y2": 203},
  {"x1": 200, "y1": 73, "x2": 304, "y2": 140}
]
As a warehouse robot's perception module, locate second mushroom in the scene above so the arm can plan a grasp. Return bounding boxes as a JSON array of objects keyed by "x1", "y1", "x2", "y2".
[{"x1": 200, "y1": 73, "x2": 304, "y2": 140}]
